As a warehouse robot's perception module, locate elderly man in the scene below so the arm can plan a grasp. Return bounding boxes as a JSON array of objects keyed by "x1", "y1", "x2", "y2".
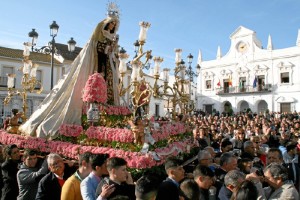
[
  {"x1": 267, "y1": 148, "x2": 300, "y2": 192},
  {"x1": 263, "y1": 163, "x2": 299, "y2": 199},
  {"x1": 198, "y1": 150, "x2": 213, "y2": 167},
  {"x1": 36, "y1": 153, "x2": 67, "y2": 200},
  {"x1": 218, "y1": 170, "x2": 245, "y2": 200},
  {"x1": 241, "y1": 141, "x2": 256, "y2": 160},
  {"x1": 214, "y1": 152, "x2": 238, "y2": 184}
]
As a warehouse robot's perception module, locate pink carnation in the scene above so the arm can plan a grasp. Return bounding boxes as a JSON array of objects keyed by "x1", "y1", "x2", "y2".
[
  {"x1": 59, "y1": 124, "x2": 83, "y2": 137},
  {"x1": 82, "y1": 73, "x2": 107, "y2": 104}
]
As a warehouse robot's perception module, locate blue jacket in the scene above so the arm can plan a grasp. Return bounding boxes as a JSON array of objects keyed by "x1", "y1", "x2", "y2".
[{"x1": 80, "y1": 172, "x2": 101, "y2": 200}]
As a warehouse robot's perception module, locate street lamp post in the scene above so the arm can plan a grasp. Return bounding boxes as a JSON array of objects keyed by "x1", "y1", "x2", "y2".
[
  {"x1": 28, "y1": 21, "x2": 76, "y2": 90},
  {"x1": 185, "y1": 53, "x2": 201, "y2": 114}
]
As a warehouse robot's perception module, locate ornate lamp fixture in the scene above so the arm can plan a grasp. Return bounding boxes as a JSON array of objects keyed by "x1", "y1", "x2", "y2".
[
  {"x1": 118, "y1": 21, "x2": 156, "y2": 117},
  {"x1": 3, "y1": 43, "x2": 43, "y2": 121},
  {"x1": 118, "y1": 22, "x2": 199, "y2": 118},
  {"x1": 28, "y1": 21, "x2": 76, "y2": 89},
  {"x1": 152, "y1": 49, "x2": 201, "y2": 117}
]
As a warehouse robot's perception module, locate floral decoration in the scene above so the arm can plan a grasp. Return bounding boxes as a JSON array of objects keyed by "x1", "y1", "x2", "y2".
[
  {"x1": 85, "y1": 126, "x2": 134, "y2": 143},
  {"x1": 82, "y1": 104, "x2": 132, "y2": 116},
  {"x1": 59, "y1": 124, "x2": 83, "y2": 137},
  {"x1": 82, "y1": 73, "x2": 107, "y2": 103}
]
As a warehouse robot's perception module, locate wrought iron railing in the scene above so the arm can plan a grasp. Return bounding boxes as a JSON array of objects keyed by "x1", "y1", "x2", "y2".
[{"x1": 216, "y1": 84, "x2": 272, "y2": 95}]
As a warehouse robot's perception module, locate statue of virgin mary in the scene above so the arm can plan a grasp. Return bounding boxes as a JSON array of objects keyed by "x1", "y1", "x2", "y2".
[{"x1": 19, "y1": 4, "x2": 121, "y2": 139}]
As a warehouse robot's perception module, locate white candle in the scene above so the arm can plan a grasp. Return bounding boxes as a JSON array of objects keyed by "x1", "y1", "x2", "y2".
[
  {"x1": 175, "y1": 49, "x2": 182, "y2": 63},
  {"x1": 118, "y1": 54, "x2": 129, "y2": 74},
  {"x1": 153, "y1": 57, "x2": 164, "y2": 76},
  {"x1": 7, "y1": 74, "x2": 16, "y2": 88},
  {"x1": 23, "y1": 60, "x2": 32, "y2": 74},
  {"x1": 180, "y1": 66, "x2": 186, "y2": 79},
  {"x1": 138, "y1": 22, "x2": 151, "y2": 42},
  {"x1": 30, "y1": 63, "x2": 38, "y2": 77},
  {"x1": 131, "y1": 62, "x2": 139, "y2": 81},
  {"x1": 23, "y1": 43, "x2": 31, "y2": 57},
  {"x1": 163, "y1": 68, "x2": 170, "y2": 82}
]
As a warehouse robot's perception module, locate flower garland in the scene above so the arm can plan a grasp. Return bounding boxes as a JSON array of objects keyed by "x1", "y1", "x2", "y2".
[
  {"x1": 85, "y1": 126, "x2": 134, "y2": 143},
  {"x1": 82, "y1": 73, "x2": 107, "y2": 103},
  {"x1": 151, "y1": 122, "x2": 186, "y2": 141},
  {"x1": 0, "y1": 130, "x2": 194, "y2": 169},
  {"x1": 58, "y1": 122, "x2": 187, "y2": 143},
  {"x1": 101, "y1": 105, "x2": 132, "y2": 116},
  {"x1": 82, "y1": 104, "x2": 132, "y2": 116},
  {"x1": 59, "y1": 124, "x2": 83, "y2": 137}
]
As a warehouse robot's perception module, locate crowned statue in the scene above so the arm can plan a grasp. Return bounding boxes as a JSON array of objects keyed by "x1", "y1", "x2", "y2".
[{"x1": 19, "y1": 3, "x2": 121, "y2": 139}]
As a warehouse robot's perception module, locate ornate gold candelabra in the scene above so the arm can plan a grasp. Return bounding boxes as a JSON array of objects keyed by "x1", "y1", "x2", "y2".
[
  {"x1": 118, "y1": 22, "x2": 198, "y2": 119},
  {"x1": 151, "y1": 49, "x2": 194, "y2": 118},
  {"x1": 3, "y1": 43, "x2": 43, "y2": 121},
  {"x1": 118, "y1": 21, "x2": 154, "y2": 117}
]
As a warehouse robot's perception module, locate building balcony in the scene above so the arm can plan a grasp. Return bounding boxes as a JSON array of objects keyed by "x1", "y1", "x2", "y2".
[{"x1": 216, "y1": 84, "x2": 272, "y2": 95}]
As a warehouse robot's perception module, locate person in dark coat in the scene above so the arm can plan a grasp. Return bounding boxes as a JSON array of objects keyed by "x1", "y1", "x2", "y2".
[
  {"x1": 96, "y1": 157, "x2": 135, "y2": 200},
  {"x1": 156, "y1": 157, "x2": 185, "y2": 200},
  {"x1": 193, "y1": 165, "x2": 215, "y2": 200},
  {"x1": 1, "y1": 144, "x2": 21, "y2": 200},
  {"x1": 35, "y1": 153, "x2": 70, "y2": 200}
]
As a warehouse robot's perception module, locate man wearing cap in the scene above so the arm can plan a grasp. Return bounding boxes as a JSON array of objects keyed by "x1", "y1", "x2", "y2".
[{"x1": 156, "y1": 157, "x2": 185, "y2": 200}]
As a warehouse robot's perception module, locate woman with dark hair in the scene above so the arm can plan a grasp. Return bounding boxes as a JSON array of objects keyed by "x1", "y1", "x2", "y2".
[
  {"x1": 1, "y1": 144, "x2": 21, "y2": 200},
  {"x1": 231, "y1": 180, "x2": 258, "y2": 200}
]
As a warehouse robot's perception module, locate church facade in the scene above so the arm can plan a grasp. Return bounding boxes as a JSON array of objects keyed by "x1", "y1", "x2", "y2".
[{"x1": 196, "y1": 26, "x2": 300, "y2": 114}]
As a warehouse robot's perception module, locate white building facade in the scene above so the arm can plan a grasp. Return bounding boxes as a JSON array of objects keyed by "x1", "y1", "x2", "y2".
[
  {"x1": 0, "y1": 47, "x2": 69, "y2": 123},
  {"x1": 197, "y1": 26, "x2": 300, "y2": 114}
]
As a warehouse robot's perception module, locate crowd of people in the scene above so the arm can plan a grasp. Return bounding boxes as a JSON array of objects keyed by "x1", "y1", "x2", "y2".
[{"x1": 0, "y1": 111, "x2": 299, "y2": 200}]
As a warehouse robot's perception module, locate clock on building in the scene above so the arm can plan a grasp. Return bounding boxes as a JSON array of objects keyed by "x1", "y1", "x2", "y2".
[{"x1": 237, "y1": 41, "x2": 248, "y2": 54}]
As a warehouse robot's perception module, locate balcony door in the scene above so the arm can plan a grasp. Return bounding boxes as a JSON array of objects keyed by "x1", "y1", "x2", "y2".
[{"x1": 223, "y1": 81, "x2": 229, "y2": 93}]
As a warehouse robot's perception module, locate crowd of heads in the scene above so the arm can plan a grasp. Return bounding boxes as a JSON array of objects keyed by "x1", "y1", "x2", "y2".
[{"x1": 0, "y1": 110, "x2": 299, "y2": 199}]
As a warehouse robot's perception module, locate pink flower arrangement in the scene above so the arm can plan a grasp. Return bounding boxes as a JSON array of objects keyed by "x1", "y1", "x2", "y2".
[
  {"x1": 154, "y1": 139, "x2": 196, "y2": 158},
  {"x1": 102, "y1": 105, "x2": 132, "y2": 116},
  {"x1": 82, "y1": 73, "x2": 107, "y2": 103},
  {"x1": 85, "y1": 126, "x2": 134, "y2": 143},
  {"x1": 0, "y1": 130, "x2": 195, "y2": 169},
  {"x1": 59, "y1": 124, "x2": 83, "y2": 137},
  {"x1": 82, "y1": 104, "x2": 132, "y2": 116},
  {"x1": 152, "y1": 122, "x2": 186, "y2": 141}
]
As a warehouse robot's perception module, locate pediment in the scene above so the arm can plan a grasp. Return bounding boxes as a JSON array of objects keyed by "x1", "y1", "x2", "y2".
[
  {"x1": 203, "y1": 71, "x2": 215, "y2": 79},
  {"x1": 277, "y1": 61, "x2": 294, "y2": 68},
  {"x1": 237, "y1": 66, "x2": 250, "y2": 73},
  {"x1": 254, "y1": 64, "x2": 269, "y2": 71},
  {"x1": 230, "y1": 26, "x2": 255, "y2": 39},
  {"x1": 220, "y1": 69, "x2": 232, "y2": 76},
  {"x1": 275, "y1": 96, "x2": 296, "y2": 103}
]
